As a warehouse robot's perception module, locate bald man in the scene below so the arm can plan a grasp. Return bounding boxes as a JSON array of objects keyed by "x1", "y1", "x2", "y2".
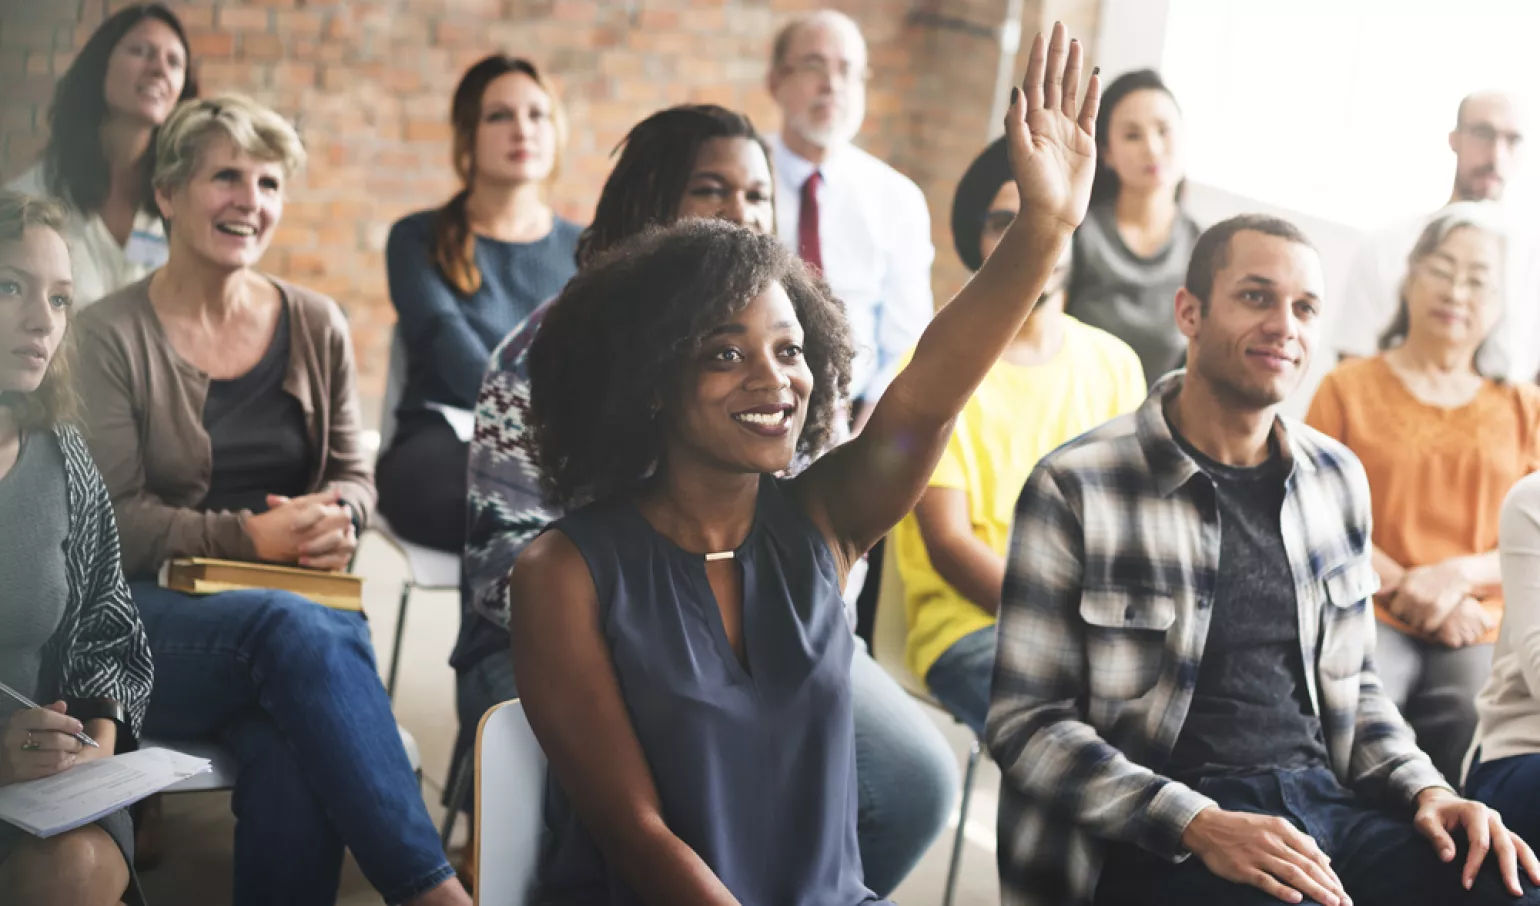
[
  {"x1": 1333, "y1": 92, "x2": 1536, "y2": 379},
  {"x1": 765, "y1": 10, "x2": 935, "y2": 427}
]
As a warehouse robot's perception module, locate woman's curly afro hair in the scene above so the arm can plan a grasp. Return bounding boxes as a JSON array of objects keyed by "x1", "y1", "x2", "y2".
[{"x1": 527, "y1": 218, "x2": 853, "y2": 510}]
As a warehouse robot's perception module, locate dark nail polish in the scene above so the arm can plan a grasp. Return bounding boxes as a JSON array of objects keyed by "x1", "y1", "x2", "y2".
[
  {"x1": 1092, "y1": 66, "x2": 1101, "y2": 77},
  {"x1": 1011, "y1": 86, "x2": 1020, "y2": 105}
]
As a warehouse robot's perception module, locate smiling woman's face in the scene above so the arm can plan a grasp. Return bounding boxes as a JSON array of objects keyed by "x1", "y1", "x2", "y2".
[
  {"x1": 665, "y1": 281, "x2": 814, "y2": 477},
  {"x1": 158, "y1": 135, "x2": 286, "y2": 272},
  {"x1": 102, "y1": 17, "x2": 188, "y2": 127}
]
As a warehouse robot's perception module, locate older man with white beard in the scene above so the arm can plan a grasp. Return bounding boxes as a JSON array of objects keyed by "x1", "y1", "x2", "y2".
[{"x1": 766, "y1": 9, "x2": 935, "y2": 432}]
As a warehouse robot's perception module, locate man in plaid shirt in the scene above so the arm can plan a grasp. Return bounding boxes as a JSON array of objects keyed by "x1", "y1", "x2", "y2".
[{"x1": 990, "y1": 214, "x2": 1540, "y2": 906}]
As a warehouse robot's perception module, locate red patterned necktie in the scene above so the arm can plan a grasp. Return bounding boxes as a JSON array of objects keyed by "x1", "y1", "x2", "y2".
[{"x1": 798, "y1": 171, "x2": 823, "y2": 274}]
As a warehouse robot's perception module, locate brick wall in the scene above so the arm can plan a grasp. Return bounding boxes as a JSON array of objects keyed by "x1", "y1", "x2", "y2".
[{"x1": 0, "y1": 0, "x2": 1099, "y2": 401}]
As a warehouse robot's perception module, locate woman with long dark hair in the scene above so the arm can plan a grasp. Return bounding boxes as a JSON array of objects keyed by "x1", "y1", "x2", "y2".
[
  {"x1": 377, "y1": 55, "x2": 579, "y2": 552},
  {"x1": 6, "y1": 3, "x2": 197, "y2": 307},
  {"x1": 506, "y1": 26, "x2": 1098, "y2": 903},
  {"x1": 1064, "y1": 68, "x2": 1198, "y2": 385}
]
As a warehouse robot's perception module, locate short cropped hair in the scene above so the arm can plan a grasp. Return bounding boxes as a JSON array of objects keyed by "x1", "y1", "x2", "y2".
[
  {"x1": 1184, "y1": 214, "x2": 1316, "y2": 311},
  {"x1": 0, "y1": 191, "x2": 77, "y2": 430},
  {"x1": 770, "y1": 9, "x2": 867, "y2": 70},
  {"x1": 153, "y1": 93, "x2": 307, "y2": 195},
  {"x1": 527, "y1": 219, "x2": 853, "y2": 510}
]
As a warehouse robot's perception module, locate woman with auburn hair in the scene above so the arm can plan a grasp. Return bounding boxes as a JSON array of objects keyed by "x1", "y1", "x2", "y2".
[
  {"x1": 0, "y1": 190, "x2": 153, "y2": 906},
  {"x1": 377, "y1": 54, "x2": 580, "y2": 553},
  {"x1": 75, "y1": 95, "x2": 469, "y2": 906},
  {"x1": 7, "y1": 3, "x2": 197, "y2": 307}
]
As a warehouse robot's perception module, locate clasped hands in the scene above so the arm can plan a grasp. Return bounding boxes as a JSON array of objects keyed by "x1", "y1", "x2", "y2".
[
  {"x1": 1382, "y1": 557, "x2": 1493, "y2": 648},
  {"x1": 244, "y1": 486, "x2": 357, "y2": 571}
]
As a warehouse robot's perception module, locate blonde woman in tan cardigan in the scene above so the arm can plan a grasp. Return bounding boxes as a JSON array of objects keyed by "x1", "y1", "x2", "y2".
[{"x1": 75, "y1": 94, "x2": 469, "y2": 906}]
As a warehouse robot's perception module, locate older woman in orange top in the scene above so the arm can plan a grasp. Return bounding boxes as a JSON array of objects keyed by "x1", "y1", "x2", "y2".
[{"x1": 1307, "y1": 202, "x2": 1540, "y2": 784}]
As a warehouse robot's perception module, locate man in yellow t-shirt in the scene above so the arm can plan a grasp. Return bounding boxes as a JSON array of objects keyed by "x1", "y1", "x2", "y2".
[{"x1": 891, "y1": 138, "x2": 1146, "y2": 735}]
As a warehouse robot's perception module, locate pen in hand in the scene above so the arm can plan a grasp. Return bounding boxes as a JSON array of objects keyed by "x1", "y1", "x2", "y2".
[{"x1": 0, "y1": 679, "x2": 100, "y2": 750}]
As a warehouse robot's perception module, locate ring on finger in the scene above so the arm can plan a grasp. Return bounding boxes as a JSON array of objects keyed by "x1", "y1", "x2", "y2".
[{"x1": 20, "y1": 731, "x2": 41, "y2": 752}]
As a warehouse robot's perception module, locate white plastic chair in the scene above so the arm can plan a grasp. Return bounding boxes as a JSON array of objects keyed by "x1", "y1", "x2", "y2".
[
  {"x1": 474, "y1": 699, "x2": 547, "y2": 906},
  {"x1": 149, "y1": 724, "x2": 423, "y2": 794},
  {"x1": 871, "y1": 543, "x2": 981, "y2": 906},
  {"x1": 374, "y1": 327, "x2": 467, "y2": 700}
]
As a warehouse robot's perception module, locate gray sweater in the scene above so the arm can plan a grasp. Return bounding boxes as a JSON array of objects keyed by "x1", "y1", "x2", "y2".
[{"x1": 1066, "y1": 201, "x2": 1200, "y2": 387}]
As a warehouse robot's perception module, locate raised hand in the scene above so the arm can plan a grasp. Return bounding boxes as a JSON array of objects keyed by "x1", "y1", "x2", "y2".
[{"x1": 1005, "y1": 21, "x2": 1101, "y2": 234}]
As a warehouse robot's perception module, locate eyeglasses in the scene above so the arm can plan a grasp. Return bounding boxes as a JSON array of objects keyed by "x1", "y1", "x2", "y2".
[
  {"x1": 1418, "y1": 261, "x2": 1495, "y2": 296},
  {"x1": 783, "y1": 56, "x2": 871, "y2": 84},
  {"x1": 1459, "y1": 123, "x2": 1524, "y2": 150}
]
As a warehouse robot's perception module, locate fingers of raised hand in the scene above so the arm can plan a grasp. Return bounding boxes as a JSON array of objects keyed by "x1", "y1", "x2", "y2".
[
  {"x1": 1021, "y1": 31, "x2": 1047, "y2": 114},
  {"x1": 1042, "y1": 22, "x2": 1068, "y2": 112}
]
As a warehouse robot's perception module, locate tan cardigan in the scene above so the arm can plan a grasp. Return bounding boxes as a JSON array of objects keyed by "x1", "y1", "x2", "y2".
[{"x1": 75, "y1": 275, "x2": 376, "y2": 579}]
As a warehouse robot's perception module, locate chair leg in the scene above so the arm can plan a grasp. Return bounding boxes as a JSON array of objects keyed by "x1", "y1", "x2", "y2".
[
  {"x1": 386, "y1": 580, "x2": 412, "y2": 700},
  {"x1": 942, "y1": 738, "x2": 982, "y2": 906},
  {"x1": 441, "y1": 749, "x2": 474, "y2": 849}
]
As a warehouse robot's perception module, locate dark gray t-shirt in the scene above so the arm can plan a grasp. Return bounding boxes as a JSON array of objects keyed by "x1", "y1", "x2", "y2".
[
  {"x1": 0, "y1": 430, "x2": 69, "y2": 724},
  {"x1": 201, "y1": 300, "x2": 310, "y2": 514},
  {"x1": 1066, "y1": 201, "x2": 1199, "y2": 387},
  {"x1": 1163, "y1": 422, "x2": 1330, "y2": 782}
]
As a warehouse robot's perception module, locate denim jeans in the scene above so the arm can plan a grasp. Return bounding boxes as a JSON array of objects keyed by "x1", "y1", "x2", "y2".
[
  {"x1": 1467, "y1": 752, "x2": 1540, "y2": 848},
  {"x1": 924, "y1": 625, "x2": 996, "y2": 737},
  {"x1": 131, "y1": 583, "x2": 455, "y2": 906},
  {"x1": 453, "y1": 640, "x2": 957, "y2": 898},
  {"x1": 1094, "y1": 766, "x2": 1540, "y2": 906}
]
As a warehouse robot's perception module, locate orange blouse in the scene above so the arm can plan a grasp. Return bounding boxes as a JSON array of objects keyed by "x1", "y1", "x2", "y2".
[{"x1": 1306, "y1": 356, "x2": 1540, "y2": 644}]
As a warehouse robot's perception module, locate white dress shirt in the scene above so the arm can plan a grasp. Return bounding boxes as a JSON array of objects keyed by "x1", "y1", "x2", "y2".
[
  {"x1": 1331, "y1": 205, "x2": 1540, "y2": 382},
  {"x1": 7, "y1": 164, "x2": 169, "y2": 308},
  {"x1": 769, "y1": 134, "x2": 935, "y2": 403}
]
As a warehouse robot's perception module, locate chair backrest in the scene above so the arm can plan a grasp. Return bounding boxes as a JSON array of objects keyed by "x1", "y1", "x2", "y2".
[
  {"x1": 379, "y1": 326, "x2": 409, "y2": 454},
  {"x1": 871, "y1": 540, "x2": 931, "y2": 700},
  {"x1": 475, "y1": 699, "x2": 547, "y2": 906}
]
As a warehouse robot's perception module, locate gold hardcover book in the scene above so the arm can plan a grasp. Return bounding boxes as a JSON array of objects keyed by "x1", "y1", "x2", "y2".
[{"x1": 158, "y1": 558, "x2": 364, "y2": 612}]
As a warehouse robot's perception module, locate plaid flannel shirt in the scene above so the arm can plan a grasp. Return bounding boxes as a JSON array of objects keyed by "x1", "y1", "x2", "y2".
[{"x1": 988, "y1": 373, "x2": 1449, "y2": 906}]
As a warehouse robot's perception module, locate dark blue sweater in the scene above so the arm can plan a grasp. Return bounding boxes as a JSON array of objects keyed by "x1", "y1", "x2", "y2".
[{"x1": 385, "y1": 208, "x2": 580, "y2": 420}]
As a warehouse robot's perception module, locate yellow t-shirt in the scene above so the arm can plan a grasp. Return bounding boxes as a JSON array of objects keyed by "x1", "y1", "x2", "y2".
[{"x1": 892, "y1": 317, "x2": 1147, "y2": 681}]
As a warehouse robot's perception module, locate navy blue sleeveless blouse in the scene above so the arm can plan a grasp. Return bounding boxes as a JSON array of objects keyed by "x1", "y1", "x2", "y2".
[{"x1": 537, "y1": 474, "x2": 885, "y2": 906}]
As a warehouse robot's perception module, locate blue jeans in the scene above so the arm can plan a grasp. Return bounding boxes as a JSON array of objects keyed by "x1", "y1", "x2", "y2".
[
  {"x1": 1094, "y1": 766, "x2": 1540, "y2": 905},
  {"x1": 1468, "y1": 752, "x2": 1540, "y2": 847},
  {"x1": 453, "y1": 641, "x2": 957, "y2": 898},
  {"x1": 924, "y1": 626, "x2": 995, "y2": 737},
  {"x1": 131, "y1": 583, "x2": 454, "y2": 906}
]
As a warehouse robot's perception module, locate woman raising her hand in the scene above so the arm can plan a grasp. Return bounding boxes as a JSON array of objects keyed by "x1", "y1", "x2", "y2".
[{"x1": 509, "y1": 24, "x2": 1100, "y2": 904}]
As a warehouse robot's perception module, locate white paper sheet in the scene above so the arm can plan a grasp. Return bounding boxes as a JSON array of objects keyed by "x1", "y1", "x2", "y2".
[
  {"x1": 426, "y1": 403, "x2": 476, "y2": 443},
  {"x1": 0, "y1": 747, "x2": 211, "y2": 838}
]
